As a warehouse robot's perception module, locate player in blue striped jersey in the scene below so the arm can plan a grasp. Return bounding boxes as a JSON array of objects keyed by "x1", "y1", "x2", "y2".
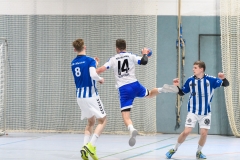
[
  {"x1": 96, "y1": 39, "x2": 178, "y2": 147},
  {"x1": 71, "y1": 39, "x2": 106, "y2": 160},
  {"x1": 166, "y1": 61, "x2": 229, "y2": 159}
]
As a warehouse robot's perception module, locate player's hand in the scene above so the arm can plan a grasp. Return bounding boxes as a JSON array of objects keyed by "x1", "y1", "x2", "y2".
[
  {"x1": 99, "y1": 78, "x2": 104, "y2": 84},
  {"x1": 173, "y1": 78, "x2": 180, "y2": 86},
  {"x1": 218, "y1": 72, "x2": 225, "y2": 79},
  {"x1": 94, "y1": 57, "x2": 100, "y2": 67},
  {"x1": 141, "y1": 47, "x2": 149, "y2": 55}
]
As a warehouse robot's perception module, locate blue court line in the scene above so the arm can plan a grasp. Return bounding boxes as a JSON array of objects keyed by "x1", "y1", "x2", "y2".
[
  {"x1": 122, "y1": 144, "x2": 174, "y2": 160},
  {"x1": 0, "y1": 134, "x2": 54, "y2": 146},
  {"x1": 122, "y1": 136, "x2": 197, "y2": 160},
  {"x1": 99, "y1": 136, "x2": 175, "y2": 159}
]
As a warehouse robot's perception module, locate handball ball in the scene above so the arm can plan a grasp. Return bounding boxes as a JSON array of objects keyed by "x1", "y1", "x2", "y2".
[{"x1": 147, "y1": 48, "x2": 152, "y2": 57}]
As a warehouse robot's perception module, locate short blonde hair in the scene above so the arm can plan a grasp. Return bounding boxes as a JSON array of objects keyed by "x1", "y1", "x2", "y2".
[{"x1": 72, "y1": 39, "x2": 84, "y2": 52}]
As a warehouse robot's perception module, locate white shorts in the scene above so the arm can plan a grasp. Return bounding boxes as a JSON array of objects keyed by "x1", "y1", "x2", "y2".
[
  {"x1": 77, "y1": 96, "x2": 106, "y2": 120},
  {"x1": 185, "y1": 112, "x2": 211, "y2": 129}
]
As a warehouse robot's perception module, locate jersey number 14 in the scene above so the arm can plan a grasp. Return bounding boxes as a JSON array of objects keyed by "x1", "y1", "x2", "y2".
[{"x1": 118, "y1": 59, "x2": 129, "y2": 75}]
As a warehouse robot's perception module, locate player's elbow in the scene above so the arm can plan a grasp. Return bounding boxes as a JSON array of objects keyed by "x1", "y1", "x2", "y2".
[
  {"x1": 90, "y1": 73, "x2": 102, "y2": 81},
  {"x1": 89, "y1": 71, "x2": 95, "y2": 78},
  {"x1": 222, "y1": 78, "x2": 230, "y2": 87},
  {"x1": 140, "y1": 55, "x2": 148, "y2": 65},
  {"x1": 96, "y1": 69, "x2": 100, "y2": 74},
  {"x1": 177, "y1": 86, "x2": 185, "y2": 96},
  {"x1": 178, "y1": 92, "x2": 185, "y2": 96}
]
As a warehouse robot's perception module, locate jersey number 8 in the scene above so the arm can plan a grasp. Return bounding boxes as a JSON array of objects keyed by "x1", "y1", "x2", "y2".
[{"x1": 75, "y1": 67, "x2": 81, "y2": 77}]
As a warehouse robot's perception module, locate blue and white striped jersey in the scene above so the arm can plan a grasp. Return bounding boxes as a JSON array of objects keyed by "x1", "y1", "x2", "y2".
[
  {"x1": 71, "y1": 55, "x2": 98, "y2": 98},
  {"x1": 182, "y1": 74, "x2": 223, "y2": 115}
]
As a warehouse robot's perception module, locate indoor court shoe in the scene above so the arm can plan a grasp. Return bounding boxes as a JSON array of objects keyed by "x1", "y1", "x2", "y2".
[
  {"x1": 196, "y1": 151, "x2": 207, "y2": 159},
  {"x1": 129, "y1": 129, "x2": 138, "y2": 147},
  {"x1": 165, "y1": 148, "x2": 176, "y2": 159},
  {"x1": 84, "y1": 143, "x2": 98, "y2": 160},
  {"x1": 162, "y1": 84, "x2": 179, "y2": 93},
  {"x1": 80, "y1": 147, "x2": 89, "y2": 160}
]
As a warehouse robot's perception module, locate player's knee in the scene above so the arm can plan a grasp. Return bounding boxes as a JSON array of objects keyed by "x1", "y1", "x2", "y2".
[
  {"x1": 182, "y1": 130, "x2": 191, "y2": 136},
  {"x1": 145, "y1": 90, "x2": 151, "y2": 98},
  {"x1": 87, "y1": 118, "x2": 96, "y2": 126},
  {"x1": 200, "y1": 133, "x2": 207, "y2": 138},
  {"x1": 98, "y1": 116, "x2": 107, "y2": 124},
  {"x1": 200, "y1": 129, "x2": 208, "y2": 137}
]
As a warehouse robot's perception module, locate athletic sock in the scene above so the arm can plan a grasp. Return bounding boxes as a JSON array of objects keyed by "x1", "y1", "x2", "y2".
[
  {"x1": 174, "y1": 143, "x2": 181, "y2": 151},
  {"x1": 158, "y1": 88, "x2": 163, "y2": 93},
  {"x1": 128, "y1": 124, "x2": 135, "y2": 133},
  {"x1": 83, "y1": 134, "x2": 91, "y2": 145},
  {"x1": 90, "y1": 134, "x2": 99, "y2": 146},
  {"x1": 197, "y1": 145, "x2": 203, "y2": 152}
]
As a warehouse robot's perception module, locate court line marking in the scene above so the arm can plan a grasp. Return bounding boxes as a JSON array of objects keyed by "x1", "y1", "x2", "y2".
[
  {"x1": 0, "y1": 134, "x2": 55, "y2": 146},
  {"x1": 99, "y1": 136, "x2": 175, "y2": 159},
  {"x1": 208, "y1": 152, "x2": 240, "y2": 156},
  {"x1": 122, "y1": 136, "x2": 197, "y2": 160},
  {"x1": 122, "y1": 144, "x2": 174, "y2": 160}
]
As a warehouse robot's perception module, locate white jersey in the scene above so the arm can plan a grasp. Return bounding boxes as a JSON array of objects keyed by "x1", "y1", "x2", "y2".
[{"x1": 103, "y1": 52, "x2": 142, "y2": 88}]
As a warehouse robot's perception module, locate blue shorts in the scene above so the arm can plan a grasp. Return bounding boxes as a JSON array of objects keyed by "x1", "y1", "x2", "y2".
[{"x1": 118, "y1": 81, "x2": 148, "y2": 110}]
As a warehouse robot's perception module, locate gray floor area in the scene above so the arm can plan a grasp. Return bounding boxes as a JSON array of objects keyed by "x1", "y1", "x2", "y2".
[{"x1": 0, "y1": 133, "x2": 240, "y2": 160}]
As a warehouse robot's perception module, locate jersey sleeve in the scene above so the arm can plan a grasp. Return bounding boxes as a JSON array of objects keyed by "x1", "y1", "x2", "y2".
[
  {"x1": 212, "y1": 77, "x2": 223, "y2": 89},
  {"x1": 89, "y1": 67, "x2": 102, "y2": 81},
  {"x1": 130, "y1": 54, "x2": 142, "y2": 65},
  {"x1": 89, "y1": 58, "x2": 97, "y2": 68},
  {"x1": 103, "y1": 58, "x2": 112, "y2": 69},
  {"x1": 181, "y1": 78, "x2": 191, "y2": 94}
]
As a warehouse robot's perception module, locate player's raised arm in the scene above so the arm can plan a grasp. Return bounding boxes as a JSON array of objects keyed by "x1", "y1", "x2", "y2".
[
  {"x1": 218, "y1": 72, "x2": 229, "y2": 87},
  {"x1": 94, "y1": 57, "x2": 100, "y2": 67},
  {"x1": 173, "y1": 78, "x2": 185, "y2": 96},
  {"x1": 173, "y1": 78, "x2": 180, "y2": 86},
  {"x1": 94, "y1": 56, "x2": 106, "y2": 75},
  {"x1": 96, "y1": 58, "x2": 112, "y2": 74},
  {"x1": 96, "y1": 65, "x2": 107, "y2": 74},
  {"x1": 139, "y1": 47, "x2": 149, "y2": 65}
]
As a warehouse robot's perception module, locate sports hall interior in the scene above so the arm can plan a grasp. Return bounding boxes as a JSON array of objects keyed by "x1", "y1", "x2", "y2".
[{"x1": 0, "y1": 0, "x2": 239, "y2": 159}]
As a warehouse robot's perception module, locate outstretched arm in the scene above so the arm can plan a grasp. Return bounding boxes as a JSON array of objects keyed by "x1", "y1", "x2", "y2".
[
  {"x1": 96, "y1": 66, "x2": 107, "y2": 74},
  {"x1": 140, "y1": 48, "x2": 149, "y2": 65},
  {"x1": 94, "y1": 57, "x2": 99, "y2": 67},
  {"x1": 173, "y1": 78, "x2": 185, "y2": 96},
  {"x1": 218, "y1": 72, "x2": 229, "y2": 87}
]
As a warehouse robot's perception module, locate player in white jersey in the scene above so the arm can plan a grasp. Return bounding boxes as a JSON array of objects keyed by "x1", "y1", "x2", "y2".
[
  {"x1": 165, "y1": 61, "x2": 229, "y2": 159},
  {"x1": 71, "y1": 39, "x2": 107, "y2": 160},
  {"x1": 96, "y1": 39, "x2": 178, "y2": 147}
]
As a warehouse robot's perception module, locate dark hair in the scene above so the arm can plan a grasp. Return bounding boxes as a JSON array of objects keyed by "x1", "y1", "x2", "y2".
[
  {"x1": 193, "y1": 61, "x2": 206, "y2": 71},
  {"x1": 72, "y1": 39, "x2": 84, "y2": 52},
  {"x1": 116, "y1": 39, "x2": 126, "y2": 50}
]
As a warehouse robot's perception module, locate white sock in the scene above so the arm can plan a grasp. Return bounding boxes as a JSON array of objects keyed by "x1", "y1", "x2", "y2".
[
  {"x1": 128, "y1": 124, "x2": 135, "y2": 133},
  {"x1": 83, "y1": 134, "x2": 90, "y2": 145},
  {"x1": 197, "y1": 145, "x2": 203, "y2": 152},
  {"x1": 90, "y1": 134, "x2": 99, "y2": 146},
  {"x1": 158, "y1": 88, "x2": 163, "y2": 93},
  {"x1": 174, "y1": 143, "x2": 181, "y2": 151}
]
